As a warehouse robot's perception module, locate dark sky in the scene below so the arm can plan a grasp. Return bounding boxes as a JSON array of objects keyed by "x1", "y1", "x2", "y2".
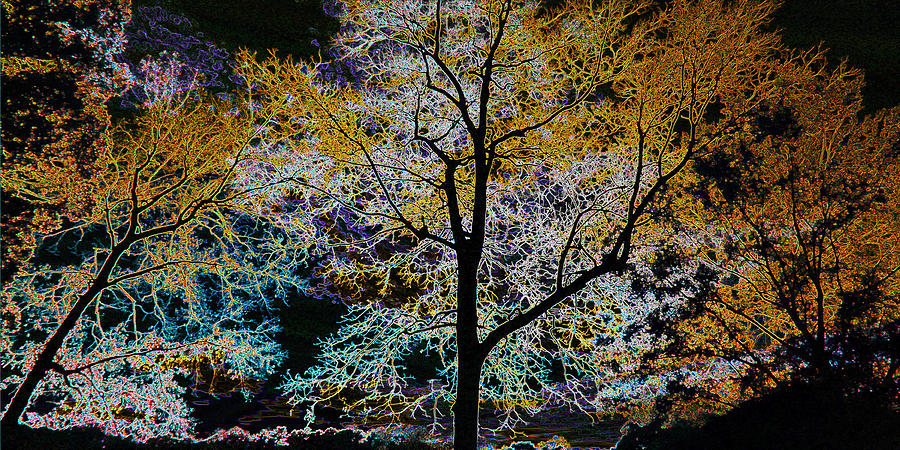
[
  {"x1": 774, "y1": 0, "x2": 900, "y2": 110},
  {"x1": 148, "y1": 0, "x2": 900, "y2": 109}
]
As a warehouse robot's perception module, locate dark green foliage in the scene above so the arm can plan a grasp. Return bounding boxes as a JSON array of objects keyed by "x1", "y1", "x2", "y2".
[
  {"x1": 399, "y1": 340, "x2": 445, "y2": 383},
  {"x1": 276, "y1": 288, "x2": 346, "y2": 374},
  {"x1": 365, "y1": 428, "x2": 446, "y2": 450}
]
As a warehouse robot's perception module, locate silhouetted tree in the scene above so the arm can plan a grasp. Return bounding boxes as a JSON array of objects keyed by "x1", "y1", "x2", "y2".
[{"x1": 631, "y1": 51, "x2": 900, "y2": 419}]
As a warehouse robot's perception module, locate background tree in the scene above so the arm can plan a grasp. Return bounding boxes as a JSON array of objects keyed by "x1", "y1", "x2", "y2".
[
  {"x1": 115, "y1": 4, "x2": 237, "y2": 109},
  {"x1": 630, "y1": 50, "x2": 900, "y2": 420},
  {"x1": 235, "y1": 0, "x2": 784, "y2": 446},
  {"x1": 1, "y1": 62, "x2": 303, "y2": 438},
  {"x1": 1, "y1": 0, "x2": 132, "y2": 281}
]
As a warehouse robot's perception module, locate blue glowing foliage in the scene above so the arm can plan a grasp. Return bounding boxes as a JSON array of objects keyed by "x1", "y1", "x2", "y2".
[{"x1": 1, "y1": 76, "x2": 311, "y2": 439}]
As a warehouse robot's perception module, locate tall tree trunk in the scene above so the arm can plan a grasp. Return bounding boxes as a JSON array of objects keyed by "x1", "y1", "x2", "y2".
[
  {"x1": 453, "y1": 350, "x2": 483, "y2": 450},
  {"x1": 453, "y1": 252, "x2": 484, "y2": 449}
]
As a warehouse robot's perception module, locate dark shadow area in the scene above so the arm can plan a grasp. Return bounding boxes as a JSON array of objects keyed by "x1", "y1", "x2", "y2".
[
  {"x1": 138, "y1": 0, "x2": 339, "y2": 59},
  {"x1": 773, "y1": 0, "x2": 900, "y2": 111},
  {"x1": 616, "y1": 384, "x2": 900, "y2": 450}
]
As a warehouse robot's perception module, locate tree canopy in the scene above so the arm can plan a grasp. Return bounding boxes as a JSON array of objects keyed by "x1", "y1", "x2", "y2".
[
  {"x1": 1, "y1": 58, "x2": 303, "y2": 438},
  {"x1": 232, "y1": 0, "x2": 787, "y2": 446},
  {"x1": 630, "y1": 50, "x2": 900, "y2": 416},
  {"x1": 3, "y1": 0, "x2": 897, "y2": 447}
]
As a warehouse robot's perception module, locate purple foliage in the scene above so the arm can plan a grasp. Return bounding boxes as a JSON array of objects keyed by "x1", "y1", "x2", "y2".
[
  {"x1": 316, "y1": 48, "x2": 364, "y2": 89},
  {"x1": 117, "y1": 6, "x2": 235, "y2": 107},
  {"x1": 321, "y1": 0, "x2": 346, "y2": 18},
  {"x1": 299, "y1": 202, "x2": 445, "y2": 305}
]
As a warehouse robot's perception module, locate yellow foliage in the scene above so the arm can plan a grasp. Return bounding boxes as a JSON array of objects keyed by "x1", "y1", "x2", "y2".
[{"x1": 677, "y1": 49, "x2": 900, "y2": 383}]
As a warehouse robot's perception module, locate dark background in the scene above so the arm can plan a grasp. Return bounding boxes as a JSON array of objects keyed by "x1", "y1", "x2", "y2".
[
  {"x1": 773, "y1": 0, "x2": 900, "y2": 111},
  {"x1": 142, "y1": 0, "x2": 900, "y2": 110}
]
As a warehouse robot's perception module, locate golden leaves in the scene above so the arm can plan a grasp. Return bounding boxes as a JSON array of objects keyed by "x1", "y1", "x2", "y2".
[
  {"x1": 676, "y1": 46, "x2": 900, "y2": 376},
  {"x1": 1, "y1": 56, "x2": 64, "y2": 76}
]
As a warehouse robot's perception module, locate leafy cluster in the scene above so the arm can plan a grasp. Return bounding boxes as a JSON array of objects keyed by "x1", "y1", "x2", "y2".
[
  {"x1": 628, "y1": 50, "x2": 900, "y2": 421},
  {"x1": 116, "y1": 5, "x2": 236, "y2": 109},
  {"x1": 1, "y1": 0, "x2": 132, "y2": 280}
]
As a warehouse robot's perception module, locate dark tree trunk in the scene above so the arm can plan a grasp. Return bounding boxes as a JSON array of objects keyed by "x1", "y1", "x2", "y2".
[
  {"x1": 1, "y1": 242, "x2": 124, "y2": 426},
  {"x1": 452, "y1": 251, "x2": 485, "y2": 450},
  {"x1": 1, "y1": 284, "x2": 105, "y2": 426},
  {"x1": 453, "y1": 350, "x2": 483, "y2": 450}
]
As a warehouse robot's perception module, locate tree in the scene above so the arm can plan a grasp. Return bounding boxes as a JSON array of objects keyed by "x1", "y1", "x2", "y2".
[
  {"x1": 634, "y1": 50, "x2": 900, "y2": 416},
  {"x1": 1, "y1": 60, "x2": 302, "y2": 438},
  {"x1": 115, "y1": 4, "x2": 237, "y2": 110},
  {"x1": 1, "y1": 0, "x2": 132, "y2": 281},
  {"x1": 235, "y1": 0, "x2": 784, "y2": 446}
]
